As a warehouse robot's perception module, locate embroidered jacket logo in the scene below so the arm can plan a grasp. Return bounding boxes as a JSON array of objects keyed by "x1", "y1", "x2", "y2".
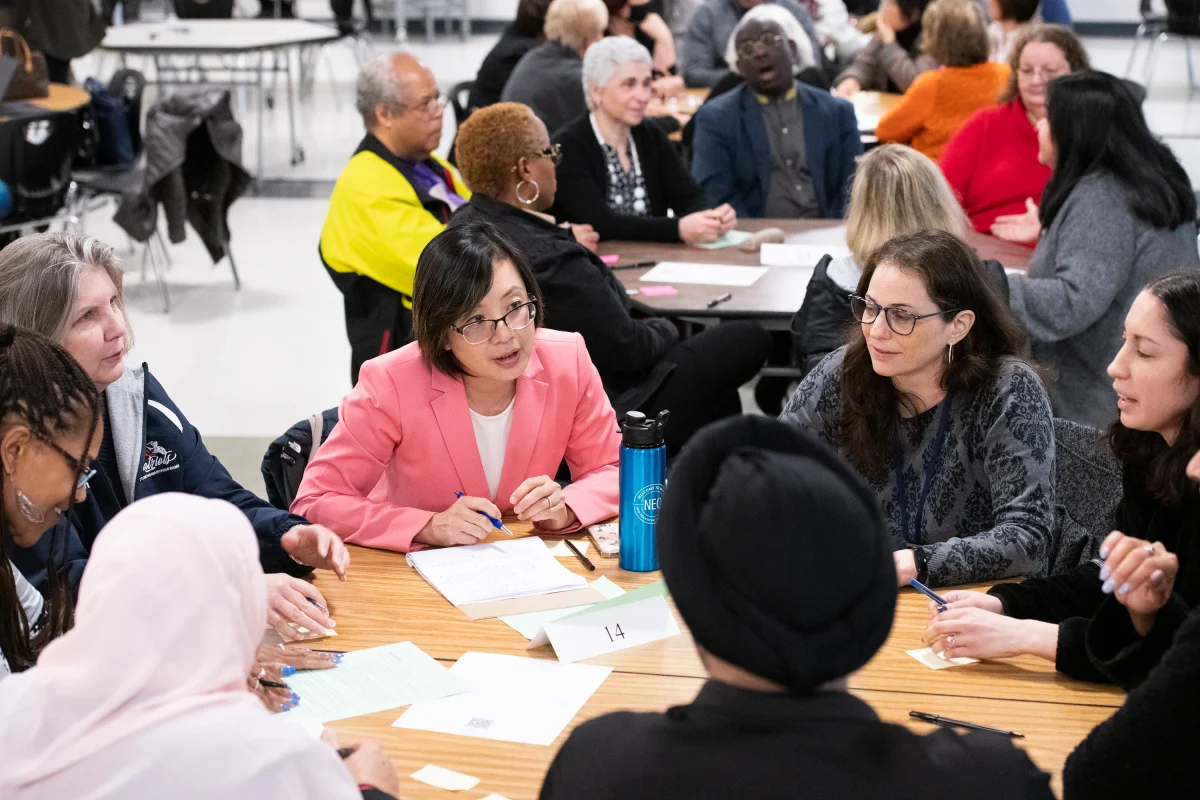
[{"x1": 142, "y1": 441, "x2": 178, "y2": 474}]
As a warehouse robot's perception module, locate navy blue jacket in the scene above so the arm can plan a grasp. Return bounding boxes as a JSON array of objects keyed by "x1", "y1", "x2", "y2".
[
  {"x1": 691, "y1": 82, "x2": 861, "y2": 220},
  {"x1": 11, "y1": 364, "x2": 311, "y2": 590}
]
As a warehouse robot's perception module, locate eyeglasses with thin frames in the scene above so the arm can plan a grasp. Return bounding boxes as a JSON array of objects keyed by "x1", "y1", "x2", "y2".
[
  {"x1": 1017, "y1": 66, "x2": 1068, "y2": 82},
  {"x1": 405, "y1": 94, "x2": 447, "y2": 118},
  {"x1": 512, "y1": 144, "x2": 562, "y2": 173},
  {"x1": 737, "y1": 32, "x2": 786, "y2": 60},
  {"x1": 36, "y1": 433, "x2": 96, "y2": 491},
  {"x1": 452, "y1": 300, "x2": 538, "y2": 345},
  {"x1": 849, "y1": 294, "x2": 959, "y2": 336}
]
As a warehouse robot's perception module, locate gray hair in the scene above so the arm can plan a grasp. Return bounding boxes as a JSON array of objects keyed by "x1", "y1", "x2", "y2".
[
  {"x1": 0, "y1": 232, "x2": 133, "y2": 349},
  {"x1": 581, "y1": 36, "x2": 653, "y2": 110},
  {"x1": 724, "y1": 3, "x2": 816, "y2": 75},
  {"x1": 355, "y1": 52, "x2": 407, "y2": 130}
]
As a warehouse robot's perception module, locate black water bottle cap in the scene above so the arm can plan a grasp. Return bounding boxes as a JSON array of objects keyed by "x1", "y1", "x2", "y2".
[{"x1": 621, "y1": 409, "x2": 669, "y2": 447}]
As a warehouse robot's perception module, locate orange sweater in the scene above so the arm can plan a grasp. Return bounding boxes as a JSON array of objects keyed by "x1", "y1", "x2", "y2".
[{"x1": 875, "y1": 62, "x2": 1010, "y2": 162}]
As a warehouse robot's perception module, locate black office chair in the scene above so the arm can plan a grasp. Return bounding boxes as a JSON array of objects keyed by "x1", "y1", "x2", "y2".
[
  {"x1": 449, "y1": 80, "x2": 475, "y2": 127},
  {"x1": 174, "y1": 0, "x2": 236, "y2": 18},
  {"x1": 0, "y1": 111, "x2": 80, "y2": 241}
]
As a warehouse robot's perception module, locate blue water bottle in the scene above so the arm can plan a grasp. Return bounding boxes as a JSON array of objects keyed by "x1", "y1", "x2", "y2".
[{"x1": 619, "y1": 410, "x2": 669, "y2": 572}]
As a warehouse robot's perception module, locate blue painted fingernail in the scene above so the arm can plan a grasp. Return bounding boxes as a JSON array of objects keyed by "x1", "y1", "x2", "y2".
[
  {"x1": 1102, "y1": 579, "x2": 1114, "y2": 594},
  {"x1": 331, "y1": 654, "x2": 344, "y2": 664},
  {"x1": 1099, "y1": 566, "x2": 1110, "y2": 580},
  {"x1": 281, "y1": 665, "x2": 296, "y2": 677},
  {"x1": 290, "y1": 692, "x2": 301, "y2": 705},
  {"x1": 1100, "y1": 546, "x2": 1109, "y2": 559},
  {"x1": 1119, "y1": 583, "x2": 1131, "y2": 595}
]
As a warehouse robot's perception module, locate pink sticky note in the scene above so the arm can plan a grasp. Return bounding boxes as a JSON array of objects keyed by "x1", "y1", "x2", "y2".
[
  {"x1": 600, "y1": 254, "x2": 620, "y2": 266},
  {"x1": 640, "y1": 285, "x2": 678, "y2": 297}
]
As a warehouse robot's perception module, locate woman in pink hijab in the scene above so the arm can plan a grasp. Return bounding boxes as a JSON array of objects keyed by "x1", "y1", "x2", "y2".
[{"x1": 0, "y1": 493, "x2": 399, "y2": 799}]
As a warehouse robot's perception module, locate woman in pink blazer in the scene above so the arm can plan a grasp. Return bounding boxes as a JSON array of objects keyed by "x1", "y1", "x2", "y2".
[{"x1": 292, "y1": 223, "x2": 620, "y2": 553}]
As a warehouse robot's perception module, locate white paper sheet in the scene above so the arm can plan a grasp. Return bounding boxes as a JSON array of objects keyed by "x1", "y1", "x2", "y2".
[
  {"x1": 784, "y1": 223, "x2": 849, "y2": 247},
  {"x1": 639, "y1": 262, "x2": 768, "y2": 287},
  {"x1": 760, "y1": 242, "x2": 852, "y2": 267},
  {"x1": 410, "y1": 765, "x2": 480, "y2": 791},
  {"x1": 393, "y1": 652, "x2": 612, "y2": 746},
  {"x1": 906, "y1": 647, "x2": 980, "y2": 670},
  {"x1": 542, "y1": 594, "x2": 680, "y2": 663},
  {"x1": 279, "y1": 642, "x2": 468, "y2": 723},
  {"x1": 499, "y1": 576, "x2": 625, "y2": 639},
  {"x1": 406, "y1": 537, "x2": 588, "y2": 607}
]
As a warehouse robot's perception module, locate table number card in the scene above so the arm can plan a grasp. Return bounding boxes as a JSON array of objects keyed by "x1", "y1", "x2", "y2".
[{"x1": 529, "y1": 580, "x2": 680, "y2": 663}]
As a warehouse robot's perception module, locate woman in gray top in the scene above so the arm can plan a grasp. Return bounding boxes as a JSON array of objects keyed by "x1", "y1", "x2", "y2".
[
  {"x1": 781, "y1": 230, "x2": 1055, "y2": 588},
  {"x1": 0, "y1": 327, "x2": 101, "y2": 680},
  {"x1": 993, "y1": 71, "x2": 1200, "y2": 429}
]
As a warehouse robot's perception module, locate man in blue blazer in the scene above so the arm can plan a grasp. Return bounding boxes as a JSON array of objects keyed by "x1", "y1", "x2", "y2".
[{"x1": 691, "y1": 8, "x2": 862, "y2": 219}]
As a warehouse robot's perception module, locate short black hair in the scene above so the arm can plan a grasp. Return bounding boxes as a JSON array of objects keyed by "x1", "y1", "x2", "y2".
[
  {"x1": 1041, "y1": 71, "x2": 1196, "y2": 231},
  {"x1": 896, "y1": 0, "x2": 932, "y2": 23},
  {"x1": 994, "y1": 0, "x2": 1040, "y2": 22},
  {"x1": 412, "y1": 222, "x2": 545, "y2": 378},
  {"x1": 514, "y1": 0, "x2": 554, "y2": 38}
]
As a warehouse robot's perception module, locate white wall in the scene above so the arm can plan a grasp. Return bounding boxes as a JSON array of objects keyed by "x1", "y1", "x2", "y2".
[
  {"x1": 1068, "y1": 0, "x2": 1142, "y2": 23},
  {"x1": 469, "y1": 0, "x2": 518, "y2": 20}
]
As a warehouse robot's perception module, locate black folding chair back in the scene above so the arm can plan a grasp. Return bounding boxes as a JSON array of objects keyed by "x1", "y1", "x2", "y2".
[
  {"x1": 174, "y1": 0, "x2": 236, "y2": 18},
  {"x1": 0, "y1": 111, "x2": 76, "y2": 226}
]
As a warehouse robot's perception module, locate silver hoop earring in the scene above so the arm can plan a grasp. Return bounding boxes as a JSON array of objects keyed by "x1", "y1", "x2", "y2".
[
  {"x1": 515, "y1": 179, "x2": 540, "y2": 205},
  {"x1": 14, "y1": 484, "x2": 44, "y2": 524},
  {"x1": 947, "y1": 342, "x2": 955, "y2": 365}
]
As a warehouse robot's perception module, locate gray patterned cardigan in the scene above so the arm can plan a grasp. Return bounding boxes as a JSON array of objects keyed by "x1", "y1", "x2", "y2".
[{"x1": 780, "y1": 348, "x2": 1056, "y2": 586}]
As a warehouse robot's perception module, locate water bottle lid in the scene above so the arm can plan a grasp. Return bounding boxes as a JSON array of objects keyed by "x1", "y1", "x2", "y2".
[{"x1": 621, "y1": 409, "x2": 669, "y2": 447}]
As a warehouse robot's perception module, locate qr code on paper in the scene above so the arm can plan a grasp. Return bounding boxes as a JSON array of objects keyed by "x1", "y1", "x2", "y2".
[{"x1": 467, "y1": 718, "x2": 494, "y2": 730}]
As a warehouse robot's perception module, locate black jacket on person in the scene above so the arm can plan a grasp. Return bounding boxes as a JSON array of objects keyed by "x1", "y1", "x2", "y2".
[
  {"x1": 548, "y1": 113, "x2": 709, "y2": 242},
  {"x1": 468, "y1": 26, "x2": 539, "y2": 111},
  {"x1": 539, "y1": 681, "x2": 1054, "y2": 800},
  {"x1": 450, "y1": 195, "x2": 679, "y2": 413},
  {"x1": 988, "y1": 466, "x2": 1200, "y2": 681},
  {"x1": 1062, "y1": 595, "x2": 1200, "y2": 799}
]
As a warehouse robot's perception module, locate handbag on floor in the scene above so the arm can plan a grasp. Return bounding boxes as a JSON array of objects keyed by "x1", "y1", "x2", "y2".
[{"x1": 0, "y1": 29, "x2": 49, "y2": 100}]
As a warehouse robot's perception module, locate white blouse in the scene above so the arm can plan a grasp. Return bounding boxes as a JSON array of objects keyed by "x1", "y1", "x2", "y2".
[{"x1": 470, "y1": 398, "x2": 516, "y2": 501}]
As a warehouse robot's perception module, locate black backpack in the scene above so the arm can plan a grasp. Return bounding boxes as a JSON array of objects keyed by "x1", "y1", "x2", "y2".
[{"x1": 261, "y1": 408, "x2": 340, "y2": 510}]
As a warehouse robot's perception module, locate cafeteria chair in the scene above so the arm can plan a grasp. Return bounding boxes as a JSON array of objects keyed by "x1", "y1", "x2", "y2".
[
  {"x1": 0, "y1": 111, "x2": 82, "y2": 240},
  {"x1": 1126, "y1": 0, "x2": 1200, "y2": 94},
  {"x1": 416, "y1": 0, "x2": 470, "y2": 41}
]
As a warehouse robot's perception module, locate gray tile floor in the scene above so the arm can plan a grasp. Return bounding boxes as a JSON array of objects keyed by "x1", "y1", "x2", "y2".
[{"x1": 68, "y1": 29, "x2": 1200, "y2": 458}]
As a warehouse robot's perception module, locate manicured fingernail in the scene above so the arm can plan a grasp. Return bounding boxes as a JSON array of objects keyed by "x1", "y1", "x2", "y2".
[
  {"x1": 290, "y1": 692, "x2": 301, "y2": 704},
  {"x1": 1099, "y1": 566, "x2": 1110, "y2": 580},
  {"x1": 1102, "y1": 579, "x2": 1114, "y2": 594},
  {"x1": 1099, "y1": 546, "x2": 1109, "y2": 559},
  {"x1": 1119, "y1": 583, "x2": 1131, "y2": 595},
  {"x1": 328, "y1": 619, "x2": 337, "y2": 627},
  {"x1": 281, "y1": 665, "x2": 296, "y2": 677},
  {"x1": 331, "y1": 654, "x2": 344, "y2": 664}
]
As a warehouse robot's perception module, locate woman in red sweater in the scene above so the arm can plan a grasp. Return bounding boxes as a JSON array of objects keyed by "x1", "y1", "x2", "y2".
[{"x1": 939, "y1": 24, "x2": 1089, "y2": 240}]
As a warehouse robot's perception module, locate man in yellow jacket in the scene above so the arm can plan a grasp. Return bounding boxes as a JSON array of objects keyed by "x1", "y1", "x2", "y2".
[{"x1": 320, "y1": 52, "x2": 471, "y2": 385}]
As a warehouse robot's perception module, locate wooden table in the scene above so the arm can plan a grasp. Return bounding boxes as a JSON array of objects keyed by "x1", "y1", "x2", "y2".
[
  {"x1": 0, "y1": 83, "x2": 91, "y2": 122},
  {"x1": 302, "y1": 529, "x2": 1121, "y2": 799},
  {"x1": 599, "y1": 219, "x2": 1033, "y2": 324},
  {"x1": 852, "y1": 90, "x2": 902, "y2": 134}
]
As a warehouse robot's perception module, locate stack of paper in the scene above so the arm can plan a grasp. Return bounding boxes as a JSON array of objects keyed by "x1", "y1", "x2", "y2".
[
  {"x1": 407, "y1": 538, "x2": 588, "y2": 607},
  {"x1": 280, "y1": 641, "x2": 468, "y2": 723},
  {"x1": 394, "y1": 652, "x2": 612, "y2": 746},
  {"x1": 640, "y1": 262, "x2": 768, "y2": 287}
]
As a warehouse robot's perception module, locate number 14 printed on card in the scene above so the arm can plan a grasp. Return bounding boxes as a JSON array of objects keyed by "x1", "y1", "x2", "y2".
[{"x1": 528, "y1": 580, "x2": 680, "y2": 663}]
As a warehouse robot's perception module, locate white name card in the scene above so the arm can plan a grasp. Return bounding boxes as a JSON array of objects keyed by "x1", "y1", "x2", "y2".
[
  {"x1": 760, "y1": 243, "x2": 851, "y2": 267},
  {"x1": 535, "y1": 595, "x2": 680, "y2": 663}
]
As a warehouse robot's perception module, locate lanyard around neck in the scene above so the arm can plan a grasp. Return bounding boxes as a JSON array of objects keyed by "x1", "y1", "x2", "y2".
[{"x1": 894, "y1": 394, "x2": 955, "y2": 545}]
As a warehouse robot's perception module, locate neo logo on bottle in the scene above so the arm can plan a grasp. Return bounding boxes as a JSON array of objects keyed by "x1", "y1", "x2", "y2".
[{"x1": 633, "y1": 483, "x2": 664, "y2": 524}]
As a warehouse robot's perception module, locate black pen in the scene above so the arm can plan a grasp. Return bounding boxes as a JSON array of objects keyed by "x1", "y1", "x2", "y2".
[
  {"x1": 611, "y1": 261, "x2": 657, "y2": 270},
  {"x1": 706, "y1": 292, "x2": 733, "y2": 308},
  {"x1": 909, "y1": 711, "x2": 1024, "y2": 738},
  {"x1": 564, "y1": 539, "x2": 595, "y2": 571}
]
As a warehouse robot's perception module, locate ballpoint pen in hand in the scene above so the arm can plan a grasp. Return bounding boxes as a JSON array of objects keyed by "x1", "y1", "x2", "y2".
[
  {"x1": 454, "y1": 491, "x2": 514, "y2": 536},
  {"x1": 908, "y1": 578, "x2": 948, "y2": 611}
]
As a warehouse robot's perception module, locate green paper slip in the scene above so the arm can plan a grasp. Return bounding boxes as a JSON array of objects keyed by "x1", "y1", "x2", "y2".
[
  {"x1": 557, "y1": 579, "x2": 669, "y2": 621},
  {"x1": 697, "y1": 230, "x2": 752, "y2": 250}
]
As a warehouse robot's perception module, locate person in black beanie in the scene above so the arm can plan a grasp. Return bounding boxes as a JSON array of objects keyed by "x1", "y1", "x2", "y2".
[{"x1": 538, "y1": 416, "x2": 1053, "y2": 800}]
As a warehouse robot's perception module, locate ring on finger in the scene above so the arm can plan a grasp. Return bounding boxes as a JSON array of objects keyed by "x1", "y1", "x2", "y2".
[
  {"x1": 1144, "y1": 543, "x2": 1156, "y2": 555},
  {"x1": 258, "y1": 667, "x2": 267, "y2": 679},
  {"x1": 947, "y1": 635, "x2": 955, "y2": 646}
]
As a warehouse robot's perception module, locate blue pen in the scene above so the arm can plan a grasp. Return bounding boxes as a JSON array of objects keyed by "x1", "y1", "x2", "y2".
[
  {"x1": 454, "y1": 491, "x2": 514, "y2": 536},
  {"x1": 908, "y1": 578, "x2": 948, "y2": 611}
]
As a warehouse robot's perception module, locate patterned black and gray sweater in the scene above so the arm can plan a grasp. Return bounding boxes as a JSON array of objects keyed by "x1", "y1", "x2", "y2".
[{"x1": 780, "y1": 348, "x2": 1056, "y2": 587}]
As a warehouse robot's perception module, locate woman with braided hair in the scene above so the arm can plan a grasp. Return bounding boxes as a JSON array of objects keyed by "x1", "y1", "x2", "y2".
[
  {"x1": 0, "y1": 324, "x2": 101, "y2": 680},
  {"x1": 0, "y1": 232, "x2": 351, "y2": 647}
]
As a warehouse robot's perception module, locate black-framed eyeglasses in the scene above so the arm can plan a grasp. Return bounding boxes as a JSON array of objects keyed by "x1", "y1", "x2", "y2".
[
  {"x1": 452, "y1": 300, "x2": 538, "y2": 345},
  {"x1": 36, "y1": 433, "x2": 96, "y2": 491},
  {"x1": 737, "y1": 32, "x2": 786, "y2": 60},
  {"x1": 849, "y1": 294, "x2": 959, "y2": 336}
]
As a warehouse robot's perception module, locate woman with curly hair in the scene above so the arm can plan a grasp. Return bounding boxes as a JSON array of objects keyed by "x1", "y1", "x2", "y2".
[{"x1": 451, "y1": 101, "x2": 769, "y2": 453}]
